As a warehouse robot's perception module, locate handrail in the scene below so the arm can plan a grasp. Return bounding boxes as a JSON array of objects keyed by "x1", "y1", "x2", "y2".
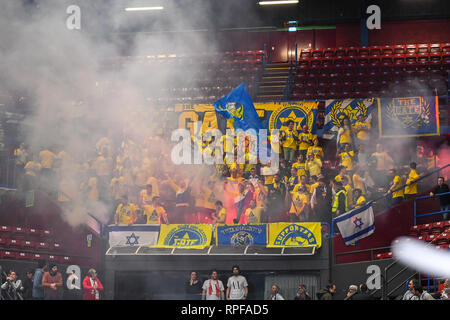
[{"x1": 414, "y1": 191, "x2": 450, "y2": 225}]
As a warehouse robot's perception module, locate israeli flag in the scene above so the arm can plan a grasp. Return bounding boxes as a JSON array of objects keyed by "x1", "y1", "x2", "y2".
[
  {"x1": 335, "y1": 203, "x2": 375, "y2": 245},
  {"x1": 108, "y1": 224, "x2": 160, "y2": 247}
]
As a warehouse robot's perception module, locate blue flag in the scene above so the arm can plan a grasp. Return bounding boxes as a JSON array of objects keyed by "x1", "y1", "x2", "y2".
[
  {"x1": 213, "y1": 83, "x2": 263, "y2": 132},
  {"x1": 215, "y1": 224, "x2": 267, "y2": 246}
]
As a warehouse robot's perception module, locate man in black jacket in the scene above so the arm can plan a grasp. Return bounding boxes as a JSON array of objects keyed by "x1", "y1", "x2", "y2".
[{"x1": 430, "y1": 177, "x2": 450, "y2": 220}]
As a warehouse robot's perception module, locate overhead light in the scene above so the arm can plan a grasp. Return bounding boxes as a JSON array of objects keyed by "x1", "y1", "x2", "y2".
[
  {"x1": 125, "y1": 7, "x2": 164, "y2": 11},
  {"x1": 259, "y1": 1, "x2": 299, "y2": 5}
]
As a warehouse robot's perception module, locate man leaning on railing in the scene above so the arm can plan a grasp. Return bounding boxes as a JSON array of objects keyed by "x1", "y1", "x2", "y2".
[{"x1": 429, "y1": 176, "x2": 450, "y2": 221}]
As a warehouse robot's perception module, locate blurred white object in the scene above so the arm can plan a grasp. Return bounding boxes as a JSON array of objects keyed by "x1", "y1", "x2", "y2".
[{"x1": 392, "y1": 237, "x2": 450, "y2": 278}]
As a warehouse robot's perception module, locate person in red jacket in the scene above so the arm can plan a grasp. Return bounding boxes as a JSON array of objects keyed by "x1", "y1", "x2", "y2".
[{"x1": 82, "y1": 269, "x2": 103, "y2": 300}]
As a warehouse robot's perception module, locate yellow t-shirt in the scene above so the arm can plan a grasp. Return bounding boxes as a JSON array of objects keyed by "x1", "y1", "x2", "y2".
[
  {"x1": 14, "y1": 148, "x2": 27, "y2": 166},
  {"x1": 293, "y1": 183, "x2": 312, "y2": 194},
  {"x1": 298, "y1": 132, "x2": 313, "y2": 151},
  {"x1": 335, "y1": 174, "x2": 351, "y2": 185},
  {"x1": 392, "y1": 176, "x2": 404, "y2": 198},
  {"x1": 338, "y1": 126, "x2": 352, "y2": 144},
  {"x1": 404, "y1": 169, "x2": 419, "y2": 195},
  {"x1": 244, "y1": 207, "x2": 261, "y2": 224},
  {"x1": 307, "y1": 146, "x2": 324, "y2": 159},
  {"x1": 353, "y1": 121, "x2": 371, "y2": 140},
  {"x1": 143, "y1": 205, "x2": 166, "y2": 224},
  {"x1": 355, "y1": 195, "x2": 366, "y2": 208},
  {"x1": 25, "y1": 161, "x2": 41, "y2": 176},
  {"x1": 310, "y1": 182, "x2": 319, "y2": 194},
  {"x1": 146, "y1": 177, "x2": 160, "y2": 196},
  {"x1": 352, "y1": 173, "x2": 366, "y2": 194},
  {"x1": 344, "y1": 185, "x2": 353, "y2": 207},
  {"x1": 339, "y1": 151, "x2": 355, "y2": 171},
  {"x1": 371, "y1": 152, "x2": 391, "y2": 171},
  {"x1": 289, "y1": 192, "x2": 310, "y2": 215},
  {"x1": 116, "y1": 203, "x2": 138, "y2": 225},
  {"x1": 292, "y1": 162, "x2": 307, "y2": 177},
  {"x1": 216, "y1": 208, "x2": 227, "y2": 223},
  {"x1": 281, "y1": 129, "x2": 299, "y2": 150},
  {"x1": 39, "y1": 150, "x2": 56, "y2": 169},
  {"x1": 139, "y1": 189, "x2": 156, "y2": 206},
  {"x1": 306, "y1": 158, "x2": 322, "y2": 177}
]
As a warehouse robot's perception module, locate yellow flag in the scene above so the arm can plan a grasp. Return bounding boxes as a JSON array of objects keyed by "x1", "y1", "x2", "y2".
[
  {"x1": 267, "y1": 222, "x2": 322, "y2": 248},
  {"x1": 154, "y1": 224, "x2": 213, "y2": 249}
]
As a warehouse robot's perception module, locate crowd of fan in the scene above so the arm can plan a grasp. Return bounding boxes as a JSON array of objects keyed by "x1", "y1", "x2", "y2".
[{"x1": 11, "y1": 113, "x2": 441, "y2": 227}]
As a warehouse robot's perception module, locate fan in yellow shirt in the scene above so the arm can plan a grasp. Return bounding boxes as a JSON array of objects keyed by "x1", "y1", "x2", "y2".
[
  {"x1": 306, "y1": 153, "x2": 322, "y2": 178},
  {"x1": 143, "y1": 196, "x2": 168, "y2": 224},
  {"x1": 293, "y1": 175, "x2": 311, "y2": 194},
  {"x1": 114, "y1": 195, "x2": 138, "y2": 225},
  {"x1": 281, "y1": 120, "x2": 299, "y2": 162},
  {"x1": 352, "y1": 167, "x2": 366, "y2": 195},
  {"x1": 353, "y1": 189, "x2": 366, "y2": 209},
  {"x1": 404, "y1": 162, "x2": 420, "y2": 199},
  {"x1": 335, "y1": 166, "x2": 352, "y2": 187},
  {"x1": 243, "y1": 199, "x2": 261, "y2": 224},
  {"x1": 387, "y1": 169, "x2": 404, "y2": 206},
  {"x1": 211, "y1": 201, "x2": 227, "y2": 224},
  {"x1": 292, "y1": 154, "x2": 307, "y2": 177},
  {"x1": 298, "y1": 124, "x2": 313, "y2": 159},
  {"x1": 337, "y1": 118, "x2": 353, "y2": 147},
  {"x1": 341, "y1": 176, "x2": 353, "y2": 208},
  {"x1": 306, "y1": 138, "x2": 324, "y2": 159},
  {"x1": 309, "y1": 175, "x2": 320, "y2": 195},
  {"x1": 138, "y1": 184, "x2": 157, "y2": 207},
  {"x1": 338, "y1": 144, "x2": 355, "y2": 171},
  {"x1": 39, "y1": 149, "x2": 56, "y2": 169},
  {"x1": 288, "y1": 185, "x2": 310, "y2": 222},
  {"x1": 353, "y1": 114, "x2": 371, "y2": 142}
]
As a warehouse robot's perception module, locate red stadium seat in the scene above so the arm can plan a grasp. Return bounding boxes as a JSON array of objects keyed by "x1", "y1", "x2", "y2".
[
  {"x1": 381, "y1": 45, "x2": 394, "y2": 55},
  {"x1": 48, "y1": 255, "x2": 58, "y2": 263},
  {"x1": 0, "y1": 237, "x2": 6, "y2": 245},
  {"x1": 2, "y1": 251, "x2": 17, "y2": 259},
  {"x1": 374, "y1": 253, "x2": 384, "y2": 260},
  {"x1": 435, "y1": 233, "x2": 450, "y2": 246},
  {"x1": 417, "y1": 44, "x2": 430, "y2": 54},
  {"x1": 16, "y1": 252, "x2": 31, "y2": 261},
  {"x1": 417, "y1": 53, "x2": 429, "y2": 63},
  {"x1": 347, "y1": 46, "x2": 358, "y2": 56},
  {"x1": 31, "y1": 253, "x2": 45, "y2": 261},
  {"x1": 12, "y1": 227, "x2": 26, "y2": 235},
  {"x1": 406, "y1": 44, "x2": 417, "y2": 54},
  {"x1": 431, "y1": 222, "x2": 444, "y2": 235},
  {"x1": 41, "y1": 229, "x2": 52, "y2": 238},
  {"x1": 22, "y1": 240, "x2": 36, "y2": 249},
  {"x1": 442, "y1": 43, "x2": 450, "y2": 53},
  {"x1": 429, "y1": 43, "x2": 442, "y2": 53},
  {"x1": 369, "y1": 46, "x2": 381, "y2": 56},
  {"x1": 60, "y1": 256, "x2": 73, "y2": 264},
  {"x1": 323, "y1": 48, "x2": 335, "y2": 58},
  {"x1": 6, "y1": 239, "x2": 21, "y2": 248},
  {"x1": 359, "y1": 47, "x2": 369, "y2": 56},
  {"x1": 0, "y1": 225, "x2": 12, "y2": 234},
  {"x1": 419, "y1": 223, "x2": 432, "y2": 236},
  {"x1": 393, "y1": 45, "x2": 406, "y2": 55},
  {"x1": 37, "y1": 242, "x2": 50, "y2": 250},
  {"x1": 312, "y1": 49, "x2": 323, "y2": 58},
  {"x1": 335, "y1": 47, "x2": 346, "y2": 56},
  {"x1": 300, "y1": 48, "x2": 311, "y2": 59},
  {"x1": 405, "y1": 53, "x2": 417, "y2": 64}
]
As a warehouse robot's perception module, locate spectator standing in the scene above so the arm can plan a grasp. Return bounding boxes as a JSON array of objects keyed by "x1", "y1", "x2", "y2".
[
  {"x1": 311, "y1": 178, "x2": 332, "y2": 225},
  {"x1": 42, "y1": 264, "x2": 63, "y2": 300},
  {"x1": 21, "y1": 270, "x2": 34, "y2": 300},
  {"x1": 337, "y1": 143, "x2": 355, "y2": 173},
  {"x1": 280, "y1": 120, "x2": 299, "y2": 163},
  {"x1": 337, "y1": 117, "x2": 354, "y2": 150},
  {"x1": 344, "y1": 284, "x2": 358, "y2": 300},
  {"x1": 186, "y1": 271, "x2": 203, "y2": 300},
  {"x1": 353, "y1": 114, "x2": 371, "y2": 147},
  {"x1": 114, "y1": 195, "x2": 138, "y2": 225},
  {"x1": 32, "y1": 259, "x2": 48, "y2": 300},
  {"x1": 266, "y1": 284, "x2": 284, "y2": 300},
  {"x1": 82, "y1": 269, "x2": 104, "y2": 300},
  {"x1": 226, "y1": 265, "x2": 248, "y2": 300},
  {"x1": 387, "y1": 169, "x2": 404, "y2": 206},
  {"x1": 298, "y1": 124, "x2": 313, "y2": 160},
  {"x1": 306, "y1": 153, "x2": 322, "y2": 178},
  {"x1": 404, "y1": 162, "x2": 420, "y2": 199},
  {"x1": 294, "y1": 284, "x2": 311, "y2": 300},
  {"x1": 13, "y1": 143, "x2": 28, "y2": 190},
  {"x1": 370, "y1": 144, "x2": 394, "y2": 188},
  {"x1": 430, "y1": 177, "x2": 450, "y2": 220},
  {"x1": 1, "y1": 270, "x2": 23, "y2": 300},
  {"x1": 143, "y1": 196, "x2": 168, "y2": 225},
  {"x1": 331, "y1": 180, "x2": 348, "y2": 217},
  {"x1": 202, "y1": 270, "x2": 224, "y2": 300},
  {"x1": 412, "y1": 283, "x2": 434, "y2": 300}
]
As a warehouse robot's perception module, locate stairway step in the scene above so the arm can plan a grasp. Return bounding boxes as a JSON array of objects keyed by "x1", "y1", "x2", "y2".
[{"x1": 266, "y1": 63, "x2": 291, "y2": 68}]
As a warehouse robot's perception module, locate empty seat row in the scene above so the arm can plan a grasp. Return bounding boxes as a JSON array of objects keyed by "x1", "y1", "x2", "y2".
[
  {"x1": 0, "y1": 225, "x2": 52, "y2": 237},
  {"x1": 0, "y1": 250, "x2": 73, "y2": 264},
  {"x1": 300, "y1": 43, "x2": 450, "y2": 59},
  {"x1": 0, "y1": 238, "x2": 62, "y2": 250},
  {"x1": 409, "y1": 221, "x2": 450, "y2": 237}
]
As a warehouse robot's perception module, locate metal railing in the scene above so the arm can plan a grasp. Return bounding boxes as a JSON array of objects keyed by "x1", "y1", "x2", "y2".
[
  {"x1": 331, "y1": 163, "x2": 450, "y2": 237},
  {"x1": 414, "y1": 191, "x2": 450, "y2": 225}
]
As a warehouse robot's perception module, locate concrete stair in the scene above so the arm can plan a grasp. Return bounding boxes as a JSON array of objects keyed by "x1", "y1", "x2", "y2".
[{"x1": 256, "y1": 62, "x2": 290, "y2": 101}]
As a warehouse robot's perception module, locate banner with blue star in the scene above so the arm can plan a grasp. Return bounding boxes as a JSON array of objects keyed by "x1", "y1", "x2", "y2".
[
  {"x1": 108, "y1": 225, "x2": 160, "y2": 247},
  {"x1": 154, "y1": 224, "x2": 213, "y2": 249},
  {"x1": 335, "y1": 203, "x2": 375, "y2": 246},
  {"x1": 215, "y1": 224, "x2": 267, "y2": 246}
]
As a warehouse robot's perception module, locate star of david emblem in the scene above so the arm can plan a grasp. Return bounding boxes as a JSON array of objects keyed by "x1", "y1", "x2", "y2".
[
  {"x1": 352, "y1": 217, "x2": 364, "y2": 230},
  {"x1": 279, "y1": 111, "x2": 304, "y2": 131},
  {"x1": 126, "y1": 233, "x2": 140, "y2": 246}
]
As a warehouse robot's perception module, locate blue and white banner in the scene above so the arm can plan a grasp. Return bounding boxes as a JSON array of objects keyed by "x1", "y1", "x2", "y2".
[
  {"x1": 322, "y1": 98, "x2": 376, "y2": 139},
  {"x1": 108, "y1": 224, "x2": 160, "y2": 247},
  {"x1": 215, "y1": 224, "x2": 267, "y2": 246},
  {"x1": 335, "y1": 203, "x2": 375, "y2": 246}
]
